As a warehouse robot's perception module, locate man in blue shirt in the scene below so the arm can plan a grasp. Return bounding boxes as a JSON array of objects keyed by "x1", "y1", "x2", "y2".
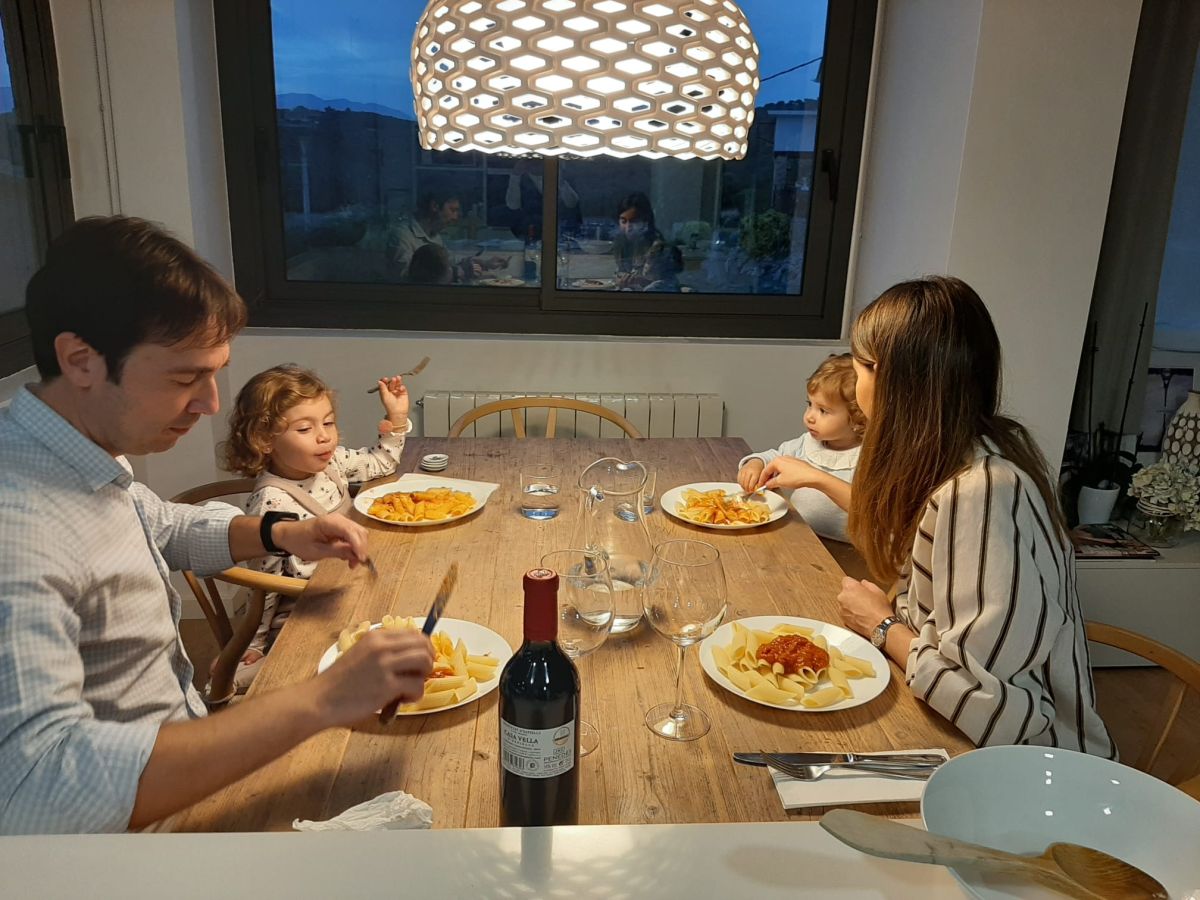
[{"x1": 0, "y1": 216, "x2": 433, "y2": 833}]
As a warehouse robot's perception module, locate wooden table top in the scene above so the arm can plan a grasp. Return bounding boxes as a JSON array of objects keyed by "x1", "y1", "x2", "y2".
[{"x1": 173, "y1": 437, "x2": 971, "y2": 832}]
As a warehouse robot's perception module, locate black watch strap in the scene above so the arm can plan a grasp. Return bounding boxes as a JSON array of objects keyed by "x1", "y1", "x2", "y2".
[{"x1": 260, "y1": 511, "x2": 299, "y2": 556}]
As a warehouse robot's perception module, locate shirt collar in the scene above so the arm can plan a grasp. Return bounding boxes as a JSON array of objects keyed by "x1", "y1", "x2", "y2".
[{"x1": 10, "y1": 385, "x2": 134, "y2": 491}]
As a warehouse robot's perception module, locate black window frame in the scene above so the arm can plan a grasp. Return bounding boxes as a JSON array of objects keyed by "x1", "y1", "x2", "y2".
[
  {"x1": 215, "y1": 0, "x2": 876, "y2": 339},
  {"x1": 0, "y1": 0, "x2": 73, "y2": 376}
]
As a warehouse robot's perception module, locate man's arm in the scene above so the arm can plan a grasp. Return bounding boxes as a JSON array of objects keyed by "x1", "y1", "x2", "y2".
[{"x1": 129, "y1": 628, "x2": 432, "y2": 828}]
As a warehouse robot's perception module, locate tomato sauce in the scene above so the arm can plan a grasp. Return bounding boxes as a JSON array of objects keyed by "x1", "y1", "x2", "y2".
[{"x1": 759, "y1": 634, "x2": 829, "y2": 675}]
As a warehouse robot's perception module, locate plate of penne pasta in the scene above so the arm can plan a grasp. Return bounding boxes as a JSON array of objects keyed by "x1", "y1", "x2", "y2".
[
  {"x1": 698, "y1": 616, "x2": 890, "y2": 712},
  {"x1": 317, "y1": 616, "x2": 513, "y2": 716}
]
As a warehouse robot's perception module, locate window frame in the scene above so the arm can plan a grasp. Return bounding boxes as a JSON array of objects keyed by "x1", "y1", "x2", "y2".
[
  {"x1": 0, "y1": 0, "x2": 74, "y2": 376},
  {"x1": 215, "y1": 0, "x2": 876, "y2": 339}
]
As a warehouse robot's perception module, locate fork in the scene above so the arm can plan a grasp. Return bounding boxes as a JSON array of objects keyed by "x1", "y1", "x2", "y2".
[
  {"x1": 761, "y1": 752, "x2": 938, "y2": 782},
  {"x1": 366, "y1": 356, "x2": 431, "y2": 393}
]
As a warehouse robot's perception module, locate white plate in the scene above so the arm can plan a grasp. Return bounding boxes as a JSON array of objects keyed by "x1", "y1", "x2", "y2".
[
  {"x1": 661, "y1": 482, "x2": 790, "y2": 530},
  {"x1": 317, "y1": 617, "x2": 513, "y2": 716},
  {"x1": 699, "y1": 616, "x2": 890, "y2": 712},
  {"x1": 354, "y1": 474, "x2": 498, "y2": 526},
  {"x1": 922, "y1": 745, "x2": 1200, "y2": 900}
]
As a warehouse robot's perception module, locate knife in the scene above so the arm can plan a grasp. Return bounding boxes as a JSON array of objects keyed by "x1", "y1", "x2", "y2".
[
  {"x1": 734, "y1": 751, "x2": 946, "y2": 768},
  {"x1": 379, "y1": 561, "x2": 458, "y2": 723}
]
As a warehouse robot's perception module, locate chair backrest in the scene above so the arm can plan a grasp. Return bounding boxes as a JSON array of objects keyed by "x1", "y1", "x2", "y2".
[
  {"x1": 448, "y1": 396, "x2": 643, "y2": 439},
  {"x1": 1086, "y1": 621, "x2": 1200, "y2": 784},
  {"x1": 171, "y1": 478, "x2": 306, "y2": 707}
]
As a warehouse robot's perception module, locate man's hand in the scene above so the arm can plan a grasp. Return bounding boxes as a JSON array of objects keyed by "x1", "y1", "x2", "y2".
[
  {"x1": 312, "y1": 628, "x2": 435, "y2": 725},
  {"x1": 737, "y1": 459, "x2": 765, "y2": 493},
  {"x1": 758, "y1": 456, "x2": 820, "y2": 491},
  {"x1": 274, "y1": 513, "x2": 369, "y2": 567}
]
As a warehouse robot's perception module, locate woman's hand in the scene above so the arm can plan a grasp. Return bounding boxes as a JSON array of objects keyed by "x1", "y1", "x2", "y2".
[
  {"x1": 758, "y1": 456, "x2": 820, "y2": 491},
  {"x1": 375, "y1": 375, "x2": 410, "y2": 428},
  {"x1": 836, "y1": 577, "x2": 893, "y2": 637},
  {"x1": 737, "y1": 459, "x2": 765, "y2": 493}
]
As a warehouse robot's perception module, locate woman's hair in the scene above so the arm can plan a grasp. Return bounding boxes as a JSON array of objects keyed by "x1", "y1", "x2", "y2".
[
  {"x1": 221, "y1": 364, "x2": 332, "y2": 477},
  {"x1": 616, "y1": 192, "x2": 655, "y2": 230},
  {"x1": 806, "y1": 353, "x2": 867, "y2": 437},
  {"x1": 847, "y1": 276, "x2": 1066, "y2": 582},
  {"x1": 408, "y1": 243, "x2": 453, "y2": 284}
]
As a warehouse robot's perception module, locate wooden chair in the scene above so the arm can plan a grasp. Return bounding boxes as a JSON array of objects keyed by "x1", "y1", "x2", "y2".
[
  {"x1": 448, "y1": 396, "x2": 643, "y2": 438},
  {"x1": 1086, "y1": 621, "x2": 1200, "y2": 786},
  {"x1": 171, "y1": 478, "x2": 308, "y2": 708}
]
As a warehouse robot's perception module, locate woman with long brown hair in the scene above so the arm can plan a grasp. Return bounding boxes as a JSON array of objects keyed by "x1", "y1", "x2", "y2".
[{"x1": 837, "y1": 276, "x2": 1114, "y2": 755}]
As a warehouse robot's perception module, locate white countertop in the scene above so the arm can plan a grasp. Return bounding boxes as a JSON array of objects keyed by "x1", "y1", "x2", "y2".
[{"x1": 0, "y1": 821, "x2": 967, "y2": 898}]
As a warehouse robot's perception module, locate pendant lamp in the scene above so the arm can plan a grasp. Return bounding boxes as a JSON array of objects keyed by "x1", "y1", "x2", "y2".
[{"x1": 411, "y1": 0, "x2": 760, "y2": 159}]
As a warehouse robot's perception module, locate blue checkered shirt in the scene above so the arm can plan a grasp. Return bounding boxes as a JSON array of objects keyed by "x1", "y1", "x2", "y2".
[{"x1": 0, "y1": 386, "x2": 240, "y2": 833}]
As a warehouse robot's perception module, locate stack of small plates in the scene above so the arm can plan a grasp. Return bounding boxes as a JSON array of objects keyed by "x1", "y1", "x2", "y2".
[{"x1": 420, "y1": 453, "x2": 449, "y2": 472}]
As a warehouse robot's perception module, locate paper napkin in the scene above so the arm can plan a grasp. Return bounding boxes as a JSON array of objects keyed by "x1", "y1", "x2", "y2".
[
  {"x1": 293, "y1": 790, "x2": 433, "y2": 831},
  {"x1": 771, "y1": 749, "x2": 950, "y2": 811}
]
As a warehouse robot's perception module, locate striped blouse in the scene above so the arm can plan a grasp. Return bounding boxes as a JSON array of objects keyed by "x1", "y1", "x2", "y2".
[{"x1": 894, "y1": 448, "x2": 1116, "y2": 756}]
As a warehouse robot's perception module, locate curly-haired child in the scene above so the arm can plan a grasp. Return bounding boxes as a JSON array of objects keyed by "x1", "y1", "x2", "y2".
[{"x1": 221, "y1": 364, "x2": 411, "y2": 689}]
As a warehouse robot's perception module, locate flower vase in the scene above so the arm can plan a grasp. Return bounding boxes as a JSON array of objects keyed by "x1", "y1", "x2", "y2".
[
  {"x1": 1135, "y1": 500, "x2": 1180, "y2": 548},
  {"x1": 1163, "y1": 390, "x2": 1200, "y2": 468}
]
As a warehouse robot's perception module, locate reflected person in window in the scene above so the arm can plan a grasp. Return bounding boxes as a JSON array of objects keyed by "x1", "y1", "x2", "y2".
[
  {"x1": 408, "y1": 243, "x2": 454, "y2": 285},
  {"x1": 613, "y1": 192, "x2": 663, "y2": 286},
  {"x1": 502, "y1": 158, "x2": 581, "y2": 241},
  {"x1": 389, "y1": 190, "x2": 489, "y2": 282},
  {"x1": 638, "y1": 241, "x2": 684, "y2": 293}
]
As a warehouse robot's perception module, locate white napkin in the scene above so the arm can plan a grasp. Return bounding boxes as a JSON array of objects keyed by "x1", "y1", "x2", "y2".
[
  {"x1": 771, "y1": 748, "x2": 949, "y2": 811},
  {"x1": 292, "y1": 790, "x2": 433, "y2": 831}
]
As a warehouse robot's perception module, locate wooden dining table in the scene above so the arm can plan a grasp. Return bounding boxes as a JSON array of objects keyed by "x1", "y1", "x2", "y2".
[{"x1": 173, "y1": 437, "x2": 972, "y2": 832}]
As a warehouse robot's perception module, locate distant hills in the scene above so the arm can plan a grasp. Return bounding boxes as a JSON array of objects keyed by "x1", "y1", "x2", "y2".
[{"x1": 276, "y1": 92, "x2": 413, "y2": 120}]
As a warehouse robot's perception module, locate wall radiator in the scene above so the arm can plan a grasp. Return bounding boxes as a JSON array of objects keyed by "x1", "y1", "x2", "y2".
[{"x1": 420, "y1": 392, "x2": 724, "y2": 438}]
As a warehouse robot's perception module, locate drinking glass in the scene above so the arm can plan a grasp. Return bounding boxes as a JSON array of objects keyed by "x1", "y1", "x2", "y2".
[
  {"x1": 636, "y1": 463, "x2": 656, "y2": 514},
  {"x1": 521, "y1": 464, "x2": 561, "y2": 520},
  {"x1": 540, "y1": 549, "x2": 615, "y2": 756},
  {"x1": 642, "y1": 540, "x2": 727, "y2": 741}
]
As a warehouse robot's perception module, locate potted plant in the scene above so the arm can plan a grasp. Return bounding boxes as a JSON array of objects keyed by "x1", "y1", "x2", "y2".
[
  {"x1": 1060, "y1": 426, "x2": 1140, "y2": 525},
  {"x1": 738, "y1": 210, "x2": 791, "y2": 291}
]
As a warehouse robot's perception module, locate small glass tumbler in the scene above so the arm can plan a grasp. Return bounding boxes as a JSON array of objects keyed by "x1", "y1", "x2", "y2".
[
  {"x1": 641, "y1": 465, "x2": 657, "y2": 514},
  {"x1": 520, "y1": 464, "x2": 561, "y2": 520}
]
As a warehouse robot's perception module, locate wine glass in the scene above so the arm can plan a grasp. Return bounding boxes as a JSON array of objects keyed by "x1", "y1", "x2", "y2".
[
  {"x1": 540, "y1": 549, "x2": 615, "y2": 756},
  {"x1": 642, "y1": 539, "x2": 727, "y2": 741}
]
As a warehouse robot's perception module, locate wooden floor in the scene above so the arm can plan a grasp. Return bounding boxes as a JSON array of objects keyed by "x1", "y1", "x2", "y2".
[{"x1": 181, "y1": 619, "x2": 1199, "y2": 786}]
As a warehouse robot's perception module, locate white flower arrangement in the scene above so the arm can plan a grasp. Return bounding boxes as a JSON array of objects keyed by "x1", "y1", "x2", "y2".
[{"x1": 1128, "y1": 459, "x2": 1200, "y2": 531}]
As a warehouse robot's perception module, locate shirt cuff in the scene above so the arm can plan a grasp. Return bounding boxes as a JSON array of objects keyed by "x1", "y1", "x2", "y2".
[
  {"x1": 191, "y1": 503, "x2": 241, "y2": 576},
  {"x1": 738, "y1": 452, "x2": 770, "y2": 468}
]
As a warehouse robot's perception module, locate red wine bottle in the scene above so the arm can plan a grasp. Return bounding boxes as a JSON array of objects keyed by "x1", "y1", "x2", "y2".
[{"x1": 499, "y1": 568, "x2": 580, "y2": 827}]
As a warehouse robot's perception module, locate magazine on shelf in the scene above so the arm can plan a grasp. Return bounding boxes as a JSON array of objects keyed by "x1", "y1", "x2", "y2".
[{"x1": 1070, "y1": 523, "x2": 1160, "y2": 559}]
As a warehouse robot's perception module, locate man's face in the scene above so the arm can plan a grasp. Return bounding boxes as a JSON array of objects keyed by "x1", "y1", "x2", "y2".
[
  {"x1": 437, "y1": 199, "x2": 462, "y2": 230},
  {"x1": 96, "y1": 340, "x2": 230, "y2": 456}
]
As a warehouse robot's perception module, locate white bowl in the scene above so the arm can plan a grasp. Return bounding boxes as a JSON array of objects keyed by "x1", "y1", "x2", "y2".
[{"x1": 921, "y1": 745, "x2": 1200, "y2": 899}]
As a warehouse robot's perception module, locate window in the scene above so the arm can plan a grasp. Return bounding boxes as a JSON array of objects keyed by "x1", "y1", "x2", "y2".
[
  {"x1": 217, "y1": 0, "x2": 875, "y2": 338},
  {"x1": 0, "y1": 0, "x2": 72, "y2": 376}
]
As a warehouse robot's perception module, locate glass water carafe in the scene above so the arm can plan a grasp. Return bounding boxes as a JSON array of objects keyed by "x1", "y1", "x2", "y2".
[{"x1": 573, "y1": 457, "x2": 652, "y2": 633}]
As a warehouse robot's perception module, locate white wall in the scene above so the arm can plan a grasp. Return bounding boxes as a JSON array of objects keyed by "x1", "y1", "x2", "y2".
[{"x1": 32, "y1": 0, "x2": 1140, "y2": 498}]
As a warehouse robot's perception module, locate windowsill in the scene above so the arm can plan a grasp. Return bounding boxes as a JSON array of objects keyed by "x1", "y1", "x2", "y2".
[{"x1": 241, "y1": 324, "x2": 849, "y2": 349}]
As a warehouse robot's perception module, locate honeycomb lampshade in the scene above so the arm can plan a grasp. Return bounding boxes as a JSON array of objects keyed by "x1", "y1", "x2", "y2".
[{"x1": 411, "y1": 0, "x2": 761, "y2": 159}]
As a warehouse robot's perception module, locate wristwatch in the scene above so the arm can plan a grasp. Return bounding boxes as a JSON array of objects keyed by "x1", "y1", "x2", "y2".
[
  {"x1": 870, "y1": 615, "x2": 902, "y2": 649},
  {"x1": 260, "y1": 510, "x2": 300, "y2": 557}
]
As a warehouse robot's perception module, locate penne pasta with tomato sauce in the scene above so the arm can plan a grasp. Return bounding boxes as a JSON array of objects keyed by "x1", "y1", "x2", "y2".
[{"x1": 712, "y1": 622, "x2": 875, "y2": 708}]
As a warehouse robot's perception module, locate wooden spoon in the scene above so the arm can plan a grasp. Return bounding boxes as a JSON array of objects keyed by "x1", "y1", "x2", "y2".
[{"x1": 819, "y1": 809, "x2": 1167, "y2": 900}]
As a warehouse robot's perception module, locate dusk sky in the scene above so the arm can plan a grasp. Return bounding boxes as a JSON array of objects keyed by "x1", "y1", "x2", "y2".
[{"x1": 270, "y1": 0, "x2": 828, "y2": 117}]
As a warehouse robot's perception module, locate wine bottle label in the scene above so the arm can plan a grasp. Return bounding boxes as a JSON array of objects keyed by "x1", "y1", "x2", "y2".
[{"x1": 500, "y1": 719, "x2": 575, "y2": 779}]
